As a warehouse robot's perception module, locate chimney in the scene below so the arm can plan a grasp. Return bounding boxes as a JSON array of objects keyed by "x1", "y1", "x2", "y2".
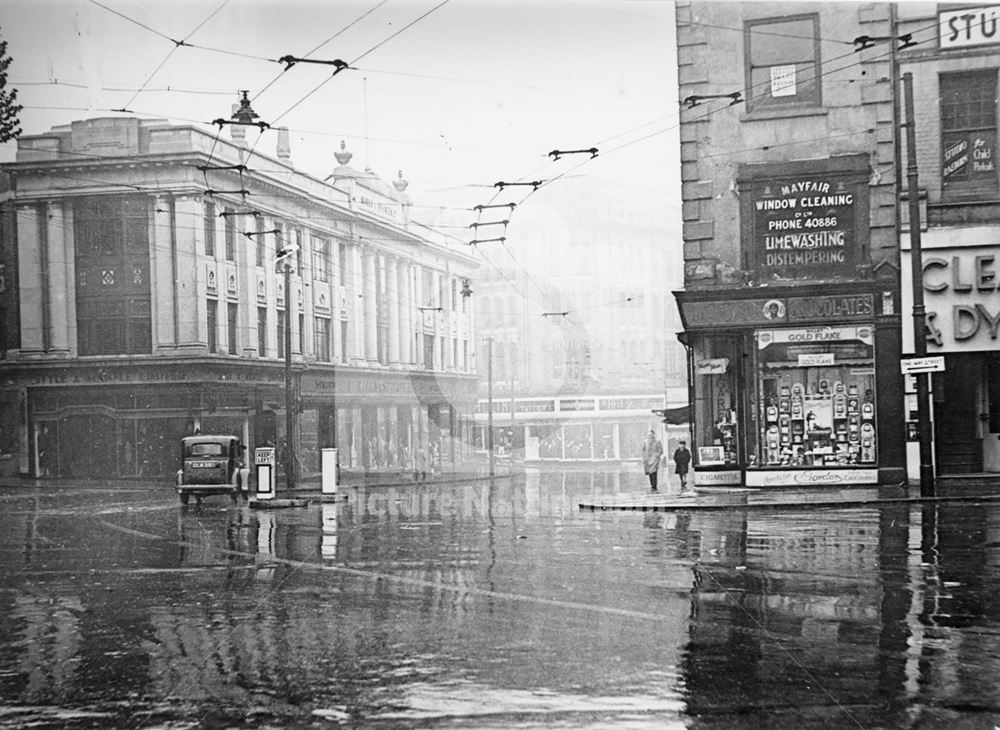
[{"x1": 276, "y1": 127, "x2": 291, "y2": 161}]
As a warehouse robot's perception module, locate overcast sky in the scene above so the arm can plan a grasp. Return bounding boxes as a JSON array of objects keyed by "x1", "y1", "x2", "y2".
[{"x1": 1, "y1": 0, "x2": 680, "y2": 214}]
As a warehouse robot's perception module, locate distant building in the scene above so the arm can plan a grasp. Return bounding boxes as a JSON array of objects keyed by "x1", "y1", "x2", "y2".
[
  {"x1": 0, "y1": 115, "x2": 478, "y2": 479},
  {"x1": 897, "y1": 4, "x2": 1000, "y2": 475},
  {"x1": 674, "y1": 2, "x2": 906, "y2": 486},
  {"x1": 472, "y1": 176, "x2": 686, "y2": 462}
]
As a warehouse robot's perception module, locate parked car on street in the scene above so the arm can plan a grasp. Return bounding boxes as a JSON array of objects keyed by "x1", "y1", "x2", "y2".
[{"x1": 175, "y1": 434, "x2": 249, "y2": 506}]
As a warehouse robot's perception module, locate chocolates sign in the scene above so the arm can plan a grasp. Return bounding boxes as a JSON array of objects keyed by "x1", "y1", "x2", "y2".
[{"x1": 750, "y1": 177, "x2": 860, "y2": 280}]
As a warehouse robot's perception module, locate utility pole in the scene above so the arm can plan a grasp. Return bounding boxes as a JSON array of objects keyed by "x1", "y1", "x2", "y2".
[
  {"x1": 276, "y1": 241, "x2": 298, "y2": 492},
  {"x1": 487, "y1": 337, "x2": 494, "y2": 477},
  {"x1": 903, "y1": 71, "x2": 934, "y2": 496}
]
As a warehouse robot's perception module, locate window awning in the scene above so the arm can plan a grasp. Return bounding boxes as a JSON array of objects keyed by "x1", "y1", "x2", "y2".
[{"x1": 651, "y1": 405, "x2": 690, "y2": 425}]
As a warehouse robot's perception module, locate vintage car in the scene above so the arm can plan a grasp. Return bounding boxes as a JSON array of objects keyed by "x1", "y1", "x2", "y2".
[{"x1": 175, "y1": 434, "x2": 250, "y2": 505}]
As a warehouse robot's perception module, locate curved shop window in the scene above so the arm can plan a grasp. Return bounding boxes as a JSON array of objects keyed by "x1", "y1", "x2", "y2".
[{"x1": 753, "y1": 326, "x2": 877, "y2": 468}]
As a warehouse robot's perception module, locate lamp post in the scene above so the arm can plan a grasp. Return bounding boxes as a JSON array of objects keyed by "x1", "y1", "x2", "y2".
[
  {"x1": 276, "y1": 241, "x2": 299, "y2": 491},
  {"x1": 487, "y1": 336, "x2": 494, "y2": 477},
  {"x1": 903, "y1": 71, "x2": 934, "y2": 496}
]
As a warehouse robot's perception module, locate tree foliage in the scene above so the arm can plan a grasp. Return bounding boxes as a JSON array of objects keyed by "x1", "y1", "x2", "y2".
[{"x1": 0, "y1": 29, "x2": 22, "y2": 144}]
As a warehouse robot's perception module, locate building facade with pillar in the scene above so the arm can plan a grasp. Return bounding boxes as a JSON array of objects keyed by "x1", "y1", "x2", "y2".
[
  {"x1": 897, "y1": 4, "x2": 1000, "y2": 476},
  {"x1": 0, "y1": 117, "x2": 479, "y2": 480},
  {"x1": 674, "y1": 2, "x2": 907, "y2": 487}
]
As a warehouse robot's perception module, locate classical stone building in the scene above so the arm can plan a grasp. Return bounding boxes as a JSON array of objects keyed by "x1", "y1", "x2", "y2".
[{"x1": 0, "y1": 115, "x2": 479, "y2": 480}]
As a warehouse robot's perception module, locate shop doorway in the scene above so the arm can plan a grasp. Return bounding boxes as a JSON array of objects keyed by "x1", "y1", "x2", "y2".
[{"x1": 934, "y1": 355, "x2": 984, "y2": 474}]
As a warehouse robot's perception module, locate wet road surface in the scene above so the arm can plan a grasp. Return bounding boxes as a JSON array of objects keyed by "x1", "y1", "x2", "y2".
[{"x1": 2, "y1": 470, "x2": 999, "y2": 728}]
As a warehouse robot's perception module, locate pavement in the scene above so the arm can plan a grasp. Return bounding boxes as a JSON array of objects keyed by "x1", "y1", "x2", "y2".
[
  {"x1": 579, "y1": 475, "x2": 1000, "y2": 512},
  {"x1": 4, "y1": 466, "x2": 999, "y2": 514}
]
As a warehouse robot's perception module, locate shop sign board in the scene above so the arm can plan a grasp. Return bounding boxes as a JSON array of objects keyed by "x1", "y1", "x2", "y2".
[
  {"x1": 678, "y1": 294, "x2": 874, "y2": 331},
  {"x1": 900, "y1": 356, "x2": 945, "y2": 374},
  {"x1": 758, "y1": 325, "x2": 873, "y2": 349},
  {"x1": 748, "y1": 176, "x2": 861, "y2": 281},
  {"x1": 787, "y1": 294, "x2": 873, "y2": 321},
  {"x1": 901, "y1": 245, "x2": 1000, "y2": 352},
  {"x1": 939, "y1": 5, "x2": 1000, "y2": 49},
  {"x1": 798, "y1": 353, "x2": 835, "y2": 366},
  {"x1": 693, "y1": 469, "x2": 742, "y2": 486},
  {"x1": 745, "y1": 468, "x2": 879, "y2": 487}
]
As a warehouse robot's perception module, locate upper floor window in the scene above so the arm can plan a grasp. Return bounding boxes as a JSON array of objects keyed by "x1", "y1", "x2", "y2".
[
  {"x1": 314, "y1": 316, "x2": 331, "y2": 362},
  {"x1": 224, "y1": 207, "x2": 235, "y2": 261},
  {"x1": 255, "y1": 215, "x2": 265, "y2": 267},
  {"x1": 313, "y1": 237, "x2": 329, "y2": 282},
  {"x1": 294, "y1": 228, "x2": 304, "y2": 273},
  {"x1": 745, "y1": 14, "x2": 821, "y2": 112},
  {"x1": 75, "y1": 196, "x2": 151, "y2": 356},
  {"x1": 204, "y1": 201, "x2": 216, "y2": 257},
  {"x1": 941, "y1": 69, "x2": 999, "y2": 200}
]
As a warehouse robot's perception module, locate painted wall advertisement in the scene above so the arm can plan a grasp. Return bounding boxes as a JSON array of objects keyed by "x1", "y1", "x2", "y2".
[{"x1": 749, "y1": 177, "x2": 860, "y2": 280}]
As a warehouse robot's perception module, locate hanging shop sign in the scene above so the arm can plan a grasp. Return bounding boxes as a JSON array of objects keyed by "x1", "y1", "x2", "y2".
[
  {"x1": 746, "y1": 176, "x2": 862, "y2": 281},
  {"x1": 939, "y1": 5, "x2": 1000, "y2": 49},
  {"x1": 695, "y1": 358, "x2": 729, "y2": 374}
]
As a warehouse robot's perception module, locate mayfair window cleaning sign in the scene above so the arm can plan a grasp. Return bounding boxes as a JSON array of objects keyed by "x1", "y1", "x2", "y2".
[{"x1": 749, "y1": 177, "x2": 860, "y2": 281}]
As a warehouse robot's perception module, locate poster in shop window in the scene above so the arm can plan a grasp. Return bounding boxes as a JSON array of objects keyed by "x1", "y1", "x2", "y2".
[{"x1": 746, "y1": 174, "x2": 862, "y2": 281}]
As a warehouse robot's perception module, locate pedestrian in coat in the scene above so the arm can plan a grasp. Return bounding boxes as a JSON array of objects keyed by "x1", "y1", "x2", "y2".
[
  {"x1": 641, "y1": 430, "x2": 663, "y2": 491},
  {"x1": 673, "y1": 440, "x2": 692, "y2": 493}
]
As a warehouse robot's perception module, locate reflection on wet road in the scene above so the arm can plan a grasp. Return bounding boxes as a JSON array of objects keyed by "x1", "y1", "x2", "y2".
[{"x1": 1, "y1": 470, "x2": 999, "y2": 728}]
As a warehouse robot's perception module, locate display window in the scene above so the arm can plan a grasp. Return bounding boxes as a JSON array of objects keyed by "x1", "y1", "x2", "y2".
[
  {"x1": 753, "y1": 325, "x2": 877, "y2": 468},
  {"x1": 691, "y1": 335, "x2": 742, "y2": 467}
]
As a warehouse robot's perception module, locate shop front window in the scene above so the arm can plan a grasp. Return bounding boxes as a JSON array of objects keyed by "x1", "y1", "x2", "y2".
[
  {"x1": 692, "y1": 336, "x2": 741, "y2": 468},
  {"x1": 754, "y1": 325, "x2": 877, "y2": 468}
]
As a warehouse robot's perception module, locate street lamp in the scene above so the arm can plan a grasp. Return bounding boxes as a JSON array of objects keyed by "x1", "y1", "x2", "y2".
[
  {"x1": 903, "y1": 72, "x2": 934, "y2": 496},
  {"x1": 276, "y1": 240, "x2": 299, "y2": 491}
]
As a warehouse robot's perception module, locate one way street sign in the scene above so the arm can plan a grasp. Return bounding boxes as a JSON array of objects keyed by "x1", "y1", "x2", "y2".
[{"x1": 900, "y1": 356, "x2": 945, "y2": 374}]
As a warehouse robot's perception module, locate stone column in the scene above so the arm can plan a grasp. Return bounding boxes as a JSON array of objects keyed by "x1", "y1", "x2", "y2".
[
  {"x1": 152, "y1": 195, "x2": 176, "y2": 351},
  {"x1": 386, "y1": 256, "x2": 400, "y2": 365},
  {"x1": 413, "y1": 264, "x2": 424, "y2": 367},
  {"x1": 362, "y1": 249, "x2": 377, "y2": 363},
  {"x1": 174, "y1": 195, "x2": 205, "y2": 350},
  {"x1": 349, "y1": 243, "x2": 363, "y2": 363},
  {"x1": 398, "y1": 259, "x2": 412, "y2": 365},
  {"x1": 17, "y1": 205, "x2": 44, "y2": 353},
  {"x1": 46, "y1": 200, "x2": 71, "y2": 355}
]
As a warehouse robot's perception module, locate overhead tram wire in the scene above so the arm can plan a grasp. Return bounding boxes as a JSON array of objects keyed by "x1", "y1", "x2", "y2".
[
  {"x1": 250, "y1": 0, "x2": 392, "y2": 102},
  {"x1": 87, "y1": 0, "x2": 239, "y2": 113},
  {"x1": 233, "y1": 0, "x2": 447, "y2": 175},
  {"x1": 36, "y1": 11, "x2": 935, "y2": 326},
  {"x1": 264, "y1": 0, "x2": 451, "y2": 129}
]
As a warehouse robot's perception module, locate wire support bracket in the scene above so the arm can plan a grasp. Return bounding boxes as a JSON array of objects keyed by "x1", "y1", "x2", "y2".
[
  {"x1": 853, "y1": 33, "x2": 917, "y2": 51},
  {"x1": 548, "y1": 147, "x2": 598, "y2": 161},
  {"x1": 493, "y1": 181, "x2": 543, "y2": 191},
  {"x1": 469, "y1": 220, "x2": 509, "y2": 229},
  {"x1": 682, "y1": 92, "x2": 742, "y2": 109},
  {"x1": 277, "y1": 55, "x2": 352, "y2": 73},
  {"x1": 205, "y1": 189, "x2": 251, "y2": 197}
]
